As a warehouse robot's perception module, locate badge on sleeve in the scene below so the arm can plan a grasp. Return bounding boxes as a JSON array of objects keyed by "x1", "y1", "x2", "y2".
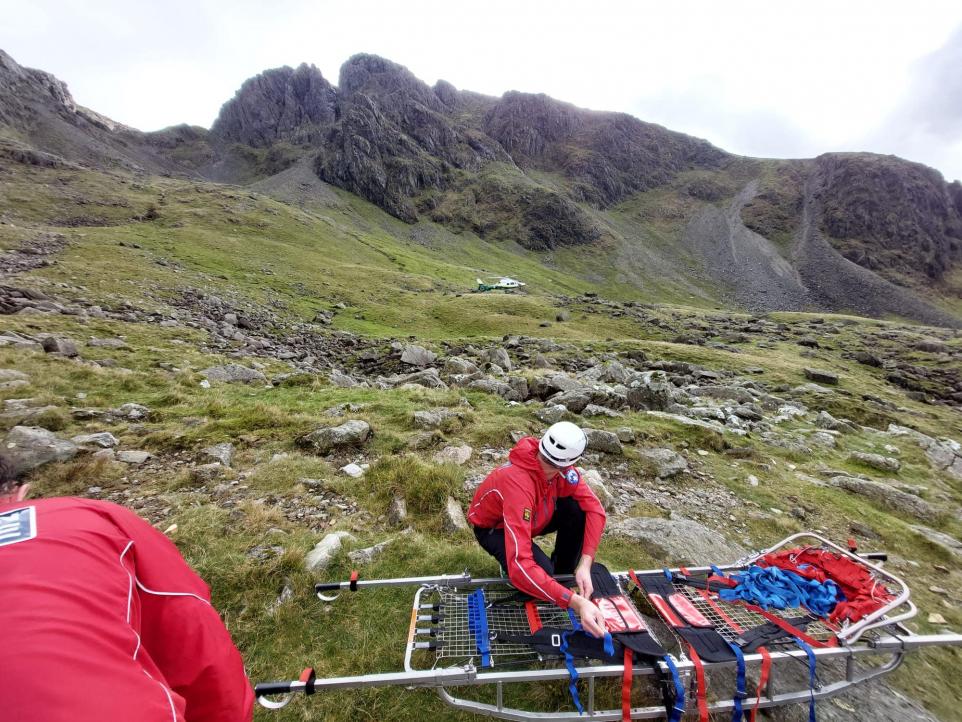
[
  {"x1": 565, "y1": 469, "x2": 580, "y2": 485},
  {"x1": 0, "y1": 506, "x2": 37, "y2": 548},
  {"x1": 522, "y1": 508, "x2": 532, "y2": 522}
]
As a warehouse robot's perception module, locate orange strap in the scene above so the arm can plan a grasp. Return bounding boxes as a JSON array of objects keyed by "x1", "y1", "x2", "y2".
[
  {"x1": 750, "y1": 647, "x2": 772, "y2": 722},
  {"x1": 621, "y1": 648, "x2": 633, "y2": 721},
  {"x1": 525, "y1": 601, "x2": 542, "y2": 633}
]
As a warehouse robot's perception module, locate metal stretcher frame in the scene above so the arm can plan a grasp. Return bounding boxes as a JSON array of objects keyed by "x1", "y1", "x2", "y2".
[{"x1": 256, "y1": 532, "x2": 962, "y2": 719}]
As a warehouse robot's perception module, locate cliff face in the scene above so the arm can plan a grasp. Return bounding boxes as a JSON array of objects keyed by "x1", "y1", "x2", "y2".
[
  {"x1": 812, "y1": 153, "x2": 962, "y2": 282},
  {"x1": 210, "y1": 63, "x2": 337, "y2": 147}
]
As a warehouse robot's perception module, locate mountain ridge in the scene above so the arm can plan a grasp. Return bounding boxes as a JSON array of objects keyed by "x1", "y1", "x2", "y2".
[{"x1": 1, "y1": 48, "x2": 961, "y2": 326}]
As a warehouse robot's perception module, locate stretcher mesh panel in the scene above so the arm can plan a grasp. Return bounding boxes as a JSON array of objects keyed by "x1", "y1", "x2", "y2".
[
  {"x1": 668, "y1": 582, "x2": 838, "y2": 645},
  {"x1": 431, "y1": 589, "x2": 577, "y2": 664}
]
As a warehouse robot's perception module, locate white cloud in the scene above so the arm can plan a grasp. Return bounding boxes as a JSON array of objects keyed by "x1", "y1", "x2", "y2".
[{"x1": 1, "y1": 0, "x2": 960, "y2": 179}]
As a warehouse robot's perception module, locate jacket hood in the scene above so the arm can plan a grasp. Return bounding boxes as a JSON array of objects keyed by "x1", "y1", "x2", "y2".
[{"x1": 508, "y1": 436, "x2": 545, "y2": 473}]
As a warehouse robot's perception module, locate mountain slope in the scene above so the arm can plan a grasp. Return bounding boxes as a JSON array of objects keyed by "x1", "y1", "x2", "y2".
[{"x1": 1, "y1": 48, "x2": 961, "y2": 325}]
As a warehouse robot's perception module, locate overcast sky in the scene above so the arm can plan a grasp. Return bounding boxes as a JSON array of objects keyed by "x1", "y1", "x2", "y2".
[{"x1": 3, "y1": 0, "x2": 961, "y2": 181}]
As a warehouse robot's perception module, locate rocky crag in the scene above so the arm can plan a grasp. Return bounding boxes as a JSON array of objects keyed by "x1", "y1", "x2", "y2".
[{"x1": 2, "y1": 48, "x2": 960, "y2": 323}]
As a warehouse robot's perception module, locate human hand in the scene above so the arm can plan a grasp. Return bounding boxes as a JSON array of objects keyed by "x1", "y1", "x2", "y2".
[
  {"x1": 575, "y1": 557, "x2": 594, "y2": 600},
  {"x1": 572, "y1": 596, "x2": 607, "y2": 638}
]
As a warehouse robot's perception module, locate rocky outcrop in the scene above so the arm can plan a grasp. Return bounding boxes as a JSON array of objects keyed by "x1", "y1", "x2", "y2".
[
  {"x1": 210, "y1": 63, "x2": 337, "y2": 147},
  {"x1": 482, "y1": 91, "x2": 728, "y2": 206}
]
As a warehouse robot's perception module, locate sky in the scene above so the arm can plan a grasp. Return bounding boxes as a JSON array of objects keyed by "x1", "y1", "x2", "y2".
[{"x1": 2, "y1": 0, "x2": 961, "y2": 181}]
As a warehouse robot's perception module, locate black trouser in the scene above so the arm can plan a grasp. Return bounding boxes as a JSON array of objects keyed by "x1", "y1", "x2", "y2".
[{"x1": 473, "y1": 496, "x2": 586, "y2": 577}]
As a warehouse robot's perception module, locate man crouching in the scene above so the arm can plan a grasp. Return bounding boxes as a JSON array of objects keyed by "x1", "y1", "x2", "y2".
[{"x1": 468, "y1": 421, "x2": 608, "y2": 637}]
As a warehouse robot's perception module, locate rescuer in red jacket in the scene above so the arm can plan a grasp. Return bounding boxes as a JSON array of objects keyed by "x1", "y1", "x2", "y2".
[
  {"x1": 468, "y1": 422, "x2": 608, "y2": 637},
  {"x1": 0, "y1": 456, "x2": 254, "y2": 722}
]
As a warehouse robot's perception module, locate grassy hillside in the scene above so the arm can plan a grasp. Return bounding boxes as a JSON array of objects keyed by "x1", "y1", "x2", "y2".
[{"x1": 3, "y1": 160, "x2": 962, "y2": 721}]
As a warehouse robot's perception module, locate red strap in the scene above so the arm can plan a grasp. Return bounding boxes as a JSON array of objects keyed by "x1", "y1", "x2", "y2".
[
  {"x1": 750, "y1": 647, "x2": 772, "y2": 722},
  {"x1": 525, "y1": 601, "x2": 543, "y2": 633},
  {"x1": 738, "y1": 601, "x2": 837, "y2": 648},
  {"x1": 697, "y1": 589, "x2": 745, "y2": 633},
  {"x1": 668, "y1": 592, "x2": 713, "y2": 628},
  {"x1": 687, "y1": 645, "x2": 710, "y2": 722},
  {"x1": 349, "y1": 570, "x2": 359, "y2": 591},
  {"x1": 621, "y1": 648, "x2": 633, "y2": 722},
  {"x1": 299, "y1": 667, "x2": 316, "y2": 695}
]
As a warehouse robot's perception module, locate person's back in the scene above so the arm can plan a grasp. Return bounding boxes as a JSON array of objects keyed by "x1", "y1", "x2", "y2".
[{"x1": 0, "y1": 496, "x2": 254, "y2": 722}]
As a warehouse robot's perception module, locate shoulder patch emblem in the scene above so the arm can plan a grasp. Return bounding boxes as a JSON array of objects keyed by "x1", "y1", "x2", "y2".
[
  {"x1": 522, "y1": 508, "x2": 532, "y2": 522},
  {"x1": 566, "y1": 469, "x2": 580, "y2": 485},
  {"x1": 0, "y1": 506, "x2": 37, "y2": 548}
]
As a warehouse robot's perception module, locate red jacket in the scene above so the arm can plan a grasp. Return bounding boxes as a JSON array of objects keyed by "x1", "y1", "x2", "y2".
[
  {"x1": 468, "y1": 437, "x2": 606, "y2": 607},
  {"x1": 0, "y1": 497, "x2": 254, "y2": 722}
]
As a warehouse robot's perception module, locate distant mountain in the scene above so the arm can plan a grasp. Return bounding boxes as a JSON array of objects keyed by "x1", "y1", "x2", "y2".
[{"x1": 1, "y1": 48, "x2": 960, "y2": 326}]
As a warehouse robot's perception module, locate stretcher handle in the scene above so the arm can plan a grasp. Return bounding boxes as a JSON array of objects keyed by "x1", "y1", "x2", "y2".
[
  {"x1": 256, "y1": 681, "x2": 300, "y2": 696},
  {"x1": 315, "y1": 582, "x2": 341, "y2": 592},
  {"x1": 861, "y1": 552, "x2": 887, "y2": 562}
]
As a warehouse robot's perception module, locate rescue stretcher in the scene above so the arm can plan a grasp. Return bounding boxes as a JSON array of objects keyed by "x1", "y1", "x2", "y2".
[{"x1": 255, "y1": 532, "x2": 962, "y2": 720}]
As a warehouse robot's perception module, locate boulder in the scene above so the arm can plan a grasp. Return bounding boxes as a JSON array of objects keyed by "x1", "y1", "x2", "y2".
[
  {"x1": 580, "y1": 468, "x2": 615, "y2": 511},
  {"x1": 400, "y1": 344, "x2": 437, "y2": 367},
  {"x1": 615, "y1": 427, "x2": 636, "y2": 444},
  {"x1": 348, "y1": 539, "x2": 393, "y2": 564},
  {"x1": 481, "y1": 347, "x2": 512, "y2": 372},
  {"x1": 329, "y1": 369, "x2": 361, "y2": 388},
  {"x1": 583, "y1": 428, "x2": 622, "y2": 454},
  {"x1": 41, "y1": 336, "x2": 79, "y2": 357},
  {"x1": 915, "y1": 337, "x2": 947, "y2": 353},
  {"x1": 3, "y1": 426, "x2": 79, "y2": 475},
  {"x1": 202, "y1": 364, "x2": 267, "y2": 383},
  {"x1": 111, "y1": 403, "x2": 150, "y2": 421},
  {"x1": 434, "y1": 444, "x2": 472, "y2": 465},
  {"x1": 536, "y1": 405, "x2": 568, "y2": 424},
  {"x1": 386, "y1": 368, "x2": 447, "y2": 389},
  {"x1": 202, "y1": 442, "x2": 235, "y2": 467},
  {"x1": 639, "y1": 448, "x2": 689, "y2": 478},
  {"x1": 829, "y1": 476, "x2": 938, "y2": 522},
  {"x1": 298, "y1": 420, "x2": 372, "y2": 454},
  {"x1": 467, "y1": 378, "x2": 518, "y2": 401},
  {"x1": 887, "y1": 425, "x2": 962, "y2": 480},
  {"x1": 387, "y1": 496, "x2": 408, "y2": 526},
  {"x1": 117, "y1": 450, "x2": 151, "y2": 465},
  {"x1": 803, "y1": 368, "x2": 839, "y2": 385},
  {"x1": 304, "y1": 531, "x2": 356, "y2": 572},
  {"x1": 340, "y1": 462, "x2": 366, "y2": 478},
  {"x1": 413, "y1": 409, "x2": 460, "y2": 430},
  {"x1": 910, "y1": 524, "x2": 962, "y2": 560},
  {"x1": 627, "y1": 372, "x2": 677, "y2": 411},
  {"x1": 443, "y1": 357, "x2": 479, "y2": 375},
  {"x1": 849, "y1": 452, "x2": 900, "y2": 473},
  {"x1": 190, "y1": 463, "x2": 224, "y2": 482},
  {"x1": 690, "y1": 385, "x2": 755, "y2": 404},
  {"x1": 87, "y1": 337, "x2": 129, "y2": 349},
  {"x1": 609, "y1": 516, "x2": 745, "y2": 565},
  {"x1": 443, "y1": 497, "x2": 469, "y2": 533},
  {"x1": 551, "y1": 387, "x2": 596, "y2": 414},
  {"x1": 854, "y1": 350, "x2": 883, "y2": 367},
  {"x1": 581, "y1": 404, "x2": 622, "y2": 418},
  {"x1": 809, "y1": 431, "x2": 837, "y2": 448},
  {"x1": 71, "y1": 432, "x2": 119, "y2": 449}
]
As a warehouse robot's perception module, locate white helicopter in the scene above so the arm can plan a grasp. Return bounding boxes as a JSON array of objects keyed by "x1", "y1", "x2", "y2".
[{"x1": 476, "y1": 276, "x2": 527, "y2": 293}]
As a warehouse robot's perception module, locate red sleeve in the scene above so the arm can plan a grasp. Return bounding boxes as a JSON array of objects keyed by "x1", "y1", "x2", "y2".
[
  {"x1": 106, "y1": 504, "x2": 255, "y2": 722},
  {"x1": 501, "y1": 477, "x2": 574, "y2": 608},
  {"x1": 562, "y1": 469, "x2": 607, "y2": 559}
]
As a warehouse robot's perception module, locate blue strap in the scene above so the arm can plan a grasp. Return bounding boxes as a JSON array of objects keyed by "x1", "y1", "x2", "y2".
[
  {"x1": 727, "y1": 642, "x2": 747, "y2": 722},
  {"x1": 792, "y1": 636, "x2": 818, "y2": 722},
  {"x1": 663, "y1": 655, "x2": 685, "y2": 722},
  {"x1": 466, "y1": 589, "x2": 492, "y2": 668},
  {"x1": 718, "y1": 565, "x2": 840, "y2": 617},
  {"x1": 663, "y1": 567, "x2": 674, "y2": 581},
  {"x1": 561, "y1": 609, "x2": 584, "y2": 714},
  {"x1": 603, "y1": 631, "x2": 615, "y2": 657},
  {"x1": 710, "y1": 564, "x2": 726, "y2": 578}
]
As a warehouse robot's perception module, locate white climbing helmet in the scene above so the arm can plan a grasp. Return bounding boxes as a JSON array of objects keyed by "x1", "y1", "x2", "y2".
[{"x1": 539, "y1": 421, "x2": 587, "y2": 467}]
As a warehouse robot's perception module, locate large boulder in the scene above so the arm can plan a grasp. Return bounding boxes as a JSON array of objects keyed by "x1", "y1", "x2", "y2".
[
  {"x1": 202, "y1": 364, "x2": 267, "y2": 383},
  {"x1": 298, "y1": 420, "x2": 371, "y2": 454},
  {"x1": 609, "y1": 516, "x2": 745, "y2": 565},
  {"x1": 481, "y1": 347, "x2": 512, "y2": 372},
  {"x1": 71, "y1": 432, "x2": 119, "y2": 449},
  {"x1": 848, "y1": 452, "x2": 900, "y2": 473},
  {"x1": 467, "y1": 378, "x2": 519, "y2": 401},
  {"x1": 803, "y1": 368, "x2": 839, "y2": 385},
  {"x1": 3, "y1": 426, "x2": 79, "y2": 475},
  {"x1": 400, "y1": 344, "x2": 437, "y2": 367},
  {"x1": 443, "y1": 357, "x2": 479, "y2": 375},
  {"x1": 41, "y1": 336, "x2": 78, "y2": 357},
  {"x1": 583, "y1": 428, "x2": 622, "y2": 454},
  {"x1": 888, "y1": 425, "x2": 962, "y2": 480},
  {"x1": 536, "y1": 404, "x2": 568, "y2": 424},
  {"x1": 627, "y1": 372, "x2": 677, "y2": 411},
  {"x1": 639, "y1": 448, "x2": 689, "y2": 478},
  {"x1": 829, "y1": 476, "x2": 938, "y2": 522},
  {"x1": 442, "y1": 497, "x2": 469, "y2": 533},
  {"x1": 385, "y1": 368, "x2": 447, "y2": 389},
  {"x1": 203, "y1": 442, "x2": 235, "y2": 467},
  {"x1": 434, "y1": 444, "x2": 472, "y2": 465},
  {"x1": 413, "y1": 409, "x2": 461, "y2": 429}
]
